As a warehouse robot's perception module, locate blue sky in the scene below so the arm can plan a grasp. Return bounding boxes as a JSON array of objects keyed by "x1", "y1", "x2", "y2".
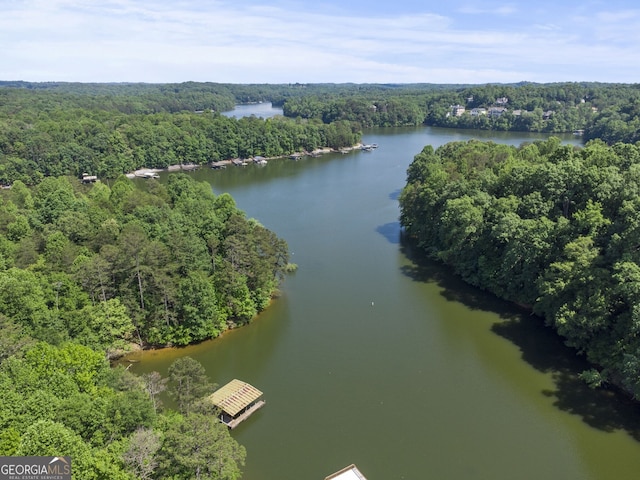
[{"x1": 1, "y1": 0, "x2": 639, "y2": 84}]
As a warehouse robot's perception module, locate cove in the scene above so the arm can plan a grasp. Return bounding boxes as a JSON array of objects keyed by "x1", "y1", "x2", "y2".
[{"x1": 127, "y1": 122, "x2": 640, "y2": 480}]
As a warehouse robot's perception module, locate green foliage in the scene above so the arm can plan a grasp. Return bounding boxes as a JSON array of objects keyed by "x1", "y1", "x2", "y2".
[
  {"x1": 0, "y1": 342, "x2": 145, "y2": 476},
  {"x1": 399, "y1": 138, "x2": 640, "y2": 398},
  {"x1": 278, "y1": 81, "x2": 640, "y2": 137},
  {"x1": 23, "y1": 342, "x2": 109, "y2": 395},
  {"x1": 157, "y1": 412, "x2": 246, "y2": 480},
  {"x1": 167, "y1": 357, "x2": 213, "y2": 414},
  {"x1": 0, "y1": 342, "x2": 208, "y2": 479},
  {"x1": 0, "y1": 173, "x2": 290, "y2": 348},
  {"x1": 0, "y1": 85, "x2": 363, "y2": 184},
  {"x1": 6, "y1": 80, "x2": 640, "y2": 187},
  {"x1": 17, "y1": 420, "x2": 98, "y2": 479}
]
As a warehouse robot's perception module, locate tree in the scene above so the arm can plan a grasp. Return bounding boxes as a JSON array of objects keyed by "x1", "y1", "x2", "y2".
[
  {"x1": 167, "y1": 357, "x2": 213, "y2": 414},
  {"x1": 158, "y1": 412, "x2": 246, "y2": 480},
  {"x1": 69, "y1": 298, "x2": 135, "y2": 353},
  {"x1": 23, "y1": 342, "x2": 108, "y2": 395},
  {"x1": 0, "y1": 315, "x2": 34, "y2": 363},
  {"x1": 123, "y1": 427, "x2": 161, "y2": 480},
  {"x1": 17, "y1": 420, "x2": 95, "y2": 480},
  {"x1": 141, "y1": 371, "x2": 168, "y2": 413},
  {"x1": 175, "y1": 271, "x2": 221, "y2": 344}
]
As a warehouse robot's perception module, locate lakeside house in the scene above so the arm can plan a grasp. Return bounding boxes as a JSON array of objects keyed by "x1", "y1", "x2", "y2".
[
  {"x1": 208, "y1": 379, "x2": 265, "y2": 429},
  {"x1": 450, "y1": 104, "x2": 466, "y2": 117},
  {"x1": 488, "y1": 106, "x2": 507, "y2": 118}
]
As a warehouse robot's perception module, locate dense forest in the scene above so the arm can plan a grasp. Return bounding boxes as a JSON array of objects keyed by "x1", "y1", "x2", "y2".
[
  {"x1": 0, "y1": 346, "x2": 246, "y2": 479},
  {"x1": 0, "y1": 172, "x2": 293, "y2": 477},
  {"x1": 0, "y1": 84, "x2": 362, "y2": 185},
  {"x1": 0, "y1": 173, "x2": 292, "y2": 348},
  {"x1": 2, "y1": 80, "x2": 640, "y2": 477},
  {"x1": 2, "y1": 81, "x2": 640, "y2": 187},
  {"x1": 399, "y1": 137, "x2": 640, "y2": 398},
  {"x1": 279, "y1": 82, "x2": 640, "y2": 140}
]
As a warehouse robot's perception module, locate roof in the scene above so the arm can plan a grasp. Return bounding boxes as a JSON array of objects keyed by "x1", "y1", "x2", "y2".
[
  {"x1": 208, "y1": 379, "x2": 263, "y2": 417},
  {"x1": 324, "y1": 464, "x2": 368, "y2": 480}
]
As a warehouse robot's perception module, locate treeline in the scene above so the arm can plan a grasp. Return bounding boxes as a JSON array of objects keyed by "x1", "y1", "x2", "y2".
[
  {"x1": 0, "y1": 85, "x2": 362, "y2": 185},
  {"x1": 279, "y1": 82, "x2": 640, "y2": 139},
  {"x1": 0, "y1": 173, "x2": 292, "y2": 348},
  {"x1": 3, "y1": 81, "x2": 640, "y2": 187},
  {"x1": 399, "y1": 138, "x2": 640, "y2": 398},
  {"x1": 0, "y1": 109, "x2": 361, "y2": 186},
  {"x1": 584, "y1": 97, "x2": 640, "y2": 144},
  {"x1": 0, "y1": 340, "x2": 246, "y2": 479},
  {"x1": 283, "y1": 96, "x2": 426, "y2": 127},
  {"x1": 0, "y1": 81, "x2": 238, "y2": 114}
]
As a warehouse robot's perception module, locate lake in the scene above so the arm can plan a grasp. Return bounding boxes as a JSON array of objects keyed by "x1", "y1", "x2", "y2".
[
  {"x1": 128, "y1": 111, "x2": 640, "y2": 479},
  {"x1": 222, "y1": 102, "x2": 284, "y2": 119}
]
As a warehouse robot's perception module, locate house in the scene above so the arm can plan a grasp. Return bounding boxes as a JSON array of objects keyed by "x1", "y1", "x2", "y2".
[
  {"x1": 488, "y1": 107, "x2": 507, "y2": 118},
  {"x1": 543, "y1": 110, "x2": 554, "y2": 120},
  {"x1": 470, "y1": 108, "x2": 487, "y2": 116},
  {"x1": 81, "y1": 174, "x2": 98, "y2": 183},
  {"x1": 208, "y1": 379, "x2": 265, "y2": 429},
  {"x1": 450, "y1": 105, "x2": 466, "y2": 117},
  {"x1": 495, "y1": 97, "x2": 509, "y2": 105},
  {"x1": 324, "y1": 464, "x2": 368, "y2": 480}
]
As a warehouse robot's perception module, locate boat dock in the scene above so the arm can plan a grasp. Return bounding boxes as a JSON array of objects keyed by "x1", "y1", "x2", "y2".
[
  {"x1": 208, "y1": 379, "x2": 265, "y2": 429},
  {"x1": 324, "y1": 464, "x2": 368, "y2": 480}
]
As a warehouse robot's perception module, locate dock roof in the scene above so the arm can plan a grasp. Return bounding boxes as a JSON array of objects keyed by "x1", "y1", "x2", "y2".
[
  {"x1": 208, "y1": 379, "x2": 263, "y2": 417},
  {"x1": 324, "y1": 464, "x2": 368, "y2": 480}
]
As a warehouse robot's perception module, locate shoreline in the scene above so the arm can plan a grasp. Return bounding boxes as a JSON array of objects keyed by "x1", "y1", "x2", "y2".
[{"x1": 126, "y1": 143, "x2": 365, "y2": 177}]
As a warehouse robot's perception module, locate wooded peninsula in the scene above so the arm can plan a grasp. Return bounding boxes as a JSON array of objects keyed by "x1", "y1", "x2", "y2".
[{"x1": 1, "y1": 80, "x2": 640, "y2": 479}]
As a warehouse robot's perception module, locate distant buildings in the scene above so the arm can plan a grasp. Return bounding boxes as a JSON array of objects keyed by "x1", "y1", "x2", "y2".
[
  {"x1": 488, "y1": 107, "x2": 507, "y2": 118},
  {"x1": 450, "y1": 104, "x2": 466, "y2": 117}
]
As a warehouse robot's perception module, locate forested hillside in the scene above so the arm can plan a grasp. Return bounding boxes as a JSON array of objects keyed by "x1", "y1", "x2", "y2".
[
  {"x1": 0, "y1": 85, "x2": 361, "y2": 185},
  {"x1": 2, "y1": 81, "x2": 640, "y2": 188},
  {"x1": 0, "y1": 345, "x2": 246, "y2": 478},
  {"x1": 280, "y1": 82, "x2": 640, "y2": 139},
  {"x1": 0, "y1": 173, "x2": 292, "y2": 348},
  {"x1": 400, "y1": 138, "x2": 640, "y2": 398},
  {"x1": 0, "y1": 173, "x2": 292, "y2": 476},
  {"x1": 0, "y1": 82, "x2": 309, "y2": 479}
]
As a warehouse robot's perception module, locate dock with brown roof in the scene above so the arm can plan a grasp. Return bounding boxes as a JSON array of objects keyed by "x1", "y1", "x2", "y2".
[{"x1": 207, "y1": 379, "x2": 265, "y2": 429}]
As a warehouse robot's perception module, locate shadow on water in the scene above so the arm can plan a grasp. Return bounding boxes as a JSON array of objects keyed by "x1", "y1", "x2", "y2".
[
  {"x1": 389, "y1": 188, "x2": 402, "y2": 201},
  {"x1": 376, "y1": 221, "x2": 401, "y2": 244},
  {"x1": 399, "y1": 234, "x2": 640, "y2": 441}
]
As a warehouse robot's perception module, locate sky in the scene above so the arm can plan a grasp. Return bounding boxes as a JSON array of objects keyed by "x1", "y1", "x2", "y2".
[{"x1": 1, "y1": 0, "x2": 640, "y2": 84}]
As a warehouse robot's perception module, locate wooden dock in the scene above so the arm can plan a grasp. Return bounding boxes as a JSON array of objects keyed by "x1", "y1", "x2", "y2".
[
  {"x1": 225, "y1": 400, "x2": 266, "y2": 429},
  {"x1": 208, "y1": 379, "x2": 265, "y2": 429}
]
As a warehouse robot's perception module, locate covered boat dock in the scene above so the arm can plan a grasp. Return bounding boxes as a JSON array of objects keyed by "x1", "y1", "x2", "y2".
[
  {"x1": 324, "y1": 464, "x2": 368, "y2": 480},
  {"x1": 208, "y1": 379, "x2": 265, "y2": 429}
]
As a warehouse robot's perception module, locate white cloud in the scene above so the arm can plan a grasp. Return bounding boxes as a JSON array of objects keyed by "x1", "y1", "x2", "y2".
[
  {"x1": 457, "y1": 4, "x2": 517, "y2": 16},
  {"x1": 0, "y1": 0, "x2": 638, "y2": 83}
]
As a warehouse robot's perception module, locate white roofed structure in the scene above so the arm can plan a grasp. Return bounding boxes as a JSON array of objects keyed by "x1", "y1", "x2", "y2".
[{"x1": 324, "y1": 464, "x2": 368, "y2": 480}]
